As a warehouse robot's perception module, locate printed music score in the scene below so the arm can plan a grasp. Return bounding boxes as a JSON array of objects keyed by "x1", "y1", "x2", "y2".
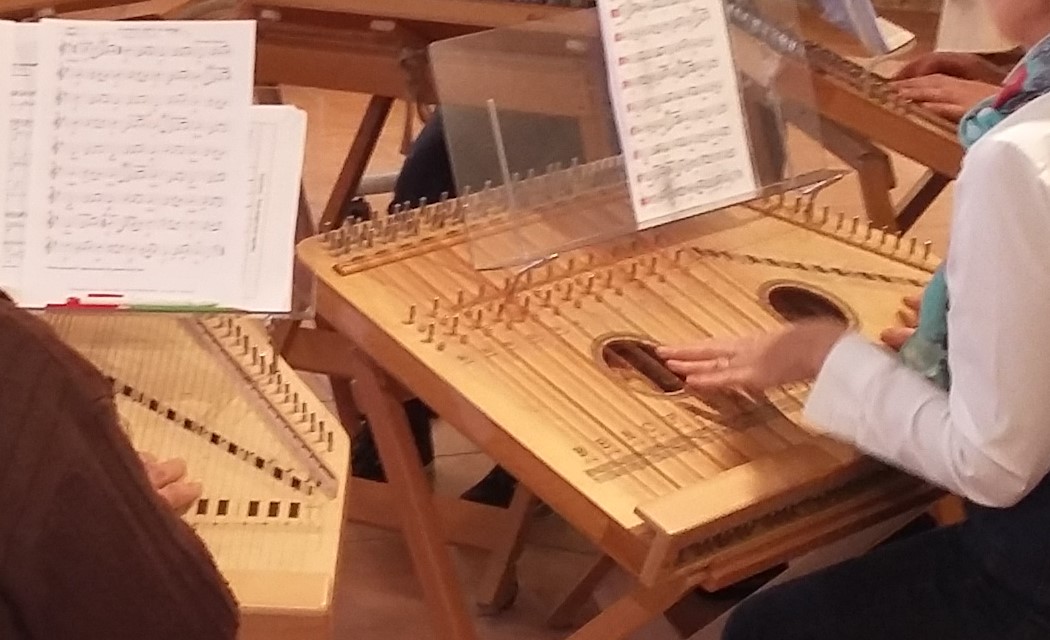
[
  {"x1": 241, "y1": 106, "x2": 306, "y2": 313},
  {"x1": 0, "y1": 19, "x2": 302, "y2": 312},
  {"x1": 597, "y1": 0, "x2": 758, "y2": 228},
  {"x1": 22, "y1": 19, "x2": 260, "y2": 308},
  {"x1": 0, "y1": 23, "x2": 35, "y2": 302}
]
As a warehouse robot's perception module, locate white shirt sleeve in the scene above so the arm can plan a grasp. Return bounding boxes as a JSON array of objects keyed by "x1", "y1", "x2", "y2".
[{"x1": 804, "y1": 133, "x2": 1050, "y2": 508}]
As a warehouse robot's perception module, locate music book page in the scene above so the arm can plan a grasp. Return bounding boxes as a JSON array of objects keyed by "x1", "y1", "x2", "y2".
[
  {"x1": 0, "y1": 22, "x2": 12, "y2": 290},
  {"x1": 24, "y1": 19, "x2": 258, "y2": 308},
  {"x1": 241, "y1": 105, "x2": 306, "y2": 313},
  {"x1": 597, "y1": 0, "x2": 757, "y2": 229},
  {"x1": 1, "y1": 23, "x2": 38, "y2": 304}
]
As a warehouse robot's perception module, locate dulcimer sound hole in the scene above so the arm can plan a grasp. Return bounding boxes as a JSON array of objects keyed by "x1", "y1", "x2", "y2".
[
  {"x1": 763, "y1": 283, "x2": 851, "y2": 324},
  {"x1": 600, "y1": 338, "x2": 685, "y2": 395}
]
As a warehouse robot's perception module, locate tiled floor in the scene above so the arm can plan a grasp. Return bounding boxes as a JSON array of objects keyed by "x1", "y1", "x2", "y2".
[{"x1": 276, "y1": 36, "x2": 957, "y2": 640}]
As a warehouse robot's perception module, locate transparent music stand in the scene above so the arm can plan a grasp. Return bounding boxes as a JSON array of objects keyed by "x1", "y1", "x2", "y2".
[{"x1": 428, "y1": 0, "x2": 837, "y2": 272}]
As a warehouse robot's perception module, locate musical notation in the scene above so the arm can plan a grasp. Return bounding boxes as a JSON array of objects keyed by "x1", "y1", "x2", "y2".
[
  {"x1": 44, "y1": 239, "x2": 226, "y2": 263},
  {"x1": 0, "y1": 24, "x2": 38, "y2": 296},
  {"x1": 598, "y1": 0, "x2": 758, "y2": 226},
  {"x1": 24, "y1": 19, "x2": 255, "y2": 304}
]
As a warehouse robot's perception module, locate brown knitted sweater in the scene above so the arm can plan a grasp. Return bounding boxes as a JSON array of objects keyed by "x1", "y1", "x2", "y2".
[{"x1": 0, "y1": 300, "x2": 239, "y2": 639}]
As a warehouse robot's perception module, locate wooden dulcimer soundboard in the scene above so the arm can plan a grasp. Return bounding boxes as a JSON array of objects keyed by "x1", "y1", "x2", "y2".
[
  {"x1": 298, "y1": 160, "x2": 942, "y2": 591},
  {"x1": 44, "y1": 313, "x2": 351, "y2": 640}
]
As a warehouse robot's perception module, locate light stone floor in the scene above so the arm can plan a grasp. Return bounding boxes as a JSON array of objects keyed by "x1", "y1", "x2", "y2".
[{"x1": 277, "y1": 67, "x2": 955, "y2": 638}]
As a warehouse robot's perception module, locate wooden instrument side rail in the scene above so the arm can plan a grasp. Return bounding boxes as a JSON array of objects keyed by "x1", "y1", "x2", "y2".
[{"x1": 634, "y1": 439, "x2": 941, "y2": 590}]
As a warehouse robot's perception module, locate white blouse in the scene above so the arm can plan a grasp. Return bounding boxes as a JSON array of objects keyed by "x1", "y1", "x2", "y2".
[{"x1": 805, "y1": 92, "x2": 1050, "y2": 508}]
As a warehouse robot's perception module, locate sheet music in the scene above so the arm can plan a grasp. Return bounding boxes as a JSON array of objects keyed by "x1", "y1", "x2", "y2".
[
  {"x1": 25, "y1": 19, "x2": 255, "y2": 306},
  {"x1": 812, "y1": 0, "x2": 889, "y2": 55},
  {"x1": 0, "y1": 23, "x2": 39, "y2": 304},
  {"x1": 0, "y1": 22, "x2": 13, "y2": 296},
  {"x1": 936, "y1": 0, "x2": 1013, "y2": 53},
  {"x1": 241, "y1": 105, "x2": 306, "y2": 312},
  {"x1": 598, "y1": 0, "x2": 757, "y2": 229}
]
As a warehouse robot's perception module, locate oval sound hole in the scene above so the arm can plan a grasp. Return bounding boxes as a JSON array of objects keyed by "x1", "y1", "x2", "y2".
[
  {"x1": 601, "y1": 339, "x2": 684, "y2": 394},
  {"x1": 766, "y1": 284, "x2": 849, "y2": 324}
]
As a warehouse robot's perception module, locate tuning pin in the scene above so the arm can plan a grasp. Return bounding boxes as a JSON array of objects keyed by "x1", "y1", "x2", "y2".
[
  {"x1": 456, "y1": 290, "x2": 465, "y2": 307},
  {"x1": 673, "y1": 249, "x2": 684, "y2": 263},
  {"x1": 405, "y1": 304, "x2": 417, "y2": 324},
  {"x1": 648, "y1": 256, "x2": 658, "y2": 275},
  {"x1": 605, "y1": 271, "x2": 614, "y2": 288},
  {"x1": 865, "y1": 224, "x2": 873, "y2": 242},
  {"x1": 586, "y1": 274, "x2": 595, "y2": 293},
  {"x1": 568, "y1": 257, "x2": 576, "y2": 272},
  {"x1": 474, "y1": 309, "x2": 484, "y2": 328},
  {"x1": 327, "y1": 431, "x2": 334, "y2": 453},
  {"x1": 543, "y1": 289, "x2": 553, "y2": 306},
  {"x1": 495, "y1": 302, "x2": 505, "y2": 320},
  {"x1": 909, "y1": 237, "x2": 918, "y2": 255},
  {"x1": 450, "y1": 315, "x2": 459, "y2": 335},
  {"x1": 310, "y1": 413, "x2": 317, "y2": 432},
  {"x1": 563, "y1": 282, "x2": 574, "y2": 301},
  {"x1": 431, "y1": 297, "x2": 440, "y2": 316},
  {"x1": 629, "y1": 263, "x2": 638, "y2": 280},
  {"x1": 424, "y1": 323, "x2": 435, "y2": 343},
  {"x1": 522, "y1": 296, "x2": 531, "y2": 311},
  {"x1": 895, "y1": 232, "x2": 903, "y2": 250},
  {"x1": 822, "y1": 206, "x2": 830, "y2": 225},
  {"x1": 851, "y1": 216, "x2": 860, "y2": 235},
  {"x1": 836, "y1": 211, "x2": 845, "y2": 231},
  {"x1": 923, "y1": 241, "x2": 932, "y2": 260}
]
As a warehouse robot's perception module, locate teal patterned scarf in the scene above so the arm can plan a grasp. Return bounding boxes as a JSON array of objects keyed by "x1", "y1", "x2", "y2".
[{"x1": 900, "y1": 36, "x2": 1050, "y2": 389}]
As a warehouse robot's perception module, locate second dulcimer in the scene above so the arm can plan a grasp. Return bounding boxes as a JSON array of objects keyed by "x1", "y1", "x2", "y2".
[
  {"x1": 726, "y1": 0, "x2": 963, "y2": 178},
  {"x1": 298, "y1": 159, "x2": 943, "y2": 591}
]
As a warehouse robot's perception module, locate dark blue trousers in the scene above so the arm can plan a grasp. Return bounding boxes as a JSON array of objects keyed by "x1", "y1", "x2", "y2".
[{"x1": 724, "y1": 481, "x2": 1050, "y2": 640}]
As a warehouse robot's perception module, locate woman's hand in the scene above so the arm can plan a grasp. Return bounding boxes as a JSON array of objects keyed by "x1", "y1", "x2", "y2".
[
  {"x1": 657, "y1": 319, "x2": 848, "y2": 394},
  {"x1": 139, "y1": 452, "x2": 202, "y2": 515},
  {"x1": 891, "y1": 74, "x2": 1000, "y2": 121},
  {"x1": 893, "y1": 51, "x2": 1006, "y2": 84},
  {"x1": 879, "y1": 294, "x2": 921, "y2": 351}
]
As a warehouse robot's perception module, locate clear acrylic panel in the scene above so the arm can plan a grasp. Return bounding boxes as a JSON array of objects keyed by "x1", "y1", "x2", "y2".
[{"x1": 429, "y1": 0, "x2": 835, "y2": 270}]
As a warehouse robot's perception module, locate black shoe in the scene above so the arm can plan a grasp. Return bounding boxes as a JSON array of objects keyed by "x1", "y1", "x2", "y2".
[
  {"x1": 351, "y1": 398, "x2": 435, "y2": 482},
  {"x1": 460, "y1": 466, "x2": 518, "y2": 508}
]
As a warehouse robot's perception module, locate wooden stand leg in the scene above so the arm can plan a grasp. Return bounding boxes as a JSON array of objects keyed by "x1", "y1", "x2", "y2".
[
  {"x1": 475, "y1": 484, "x2": 537, "y2": 615},
  {"x1": 894, "y1": 170, "x2": 951, "y2": 233},
  {"x1": 347, "y1": 349, "x2": 478, "y2": 640},
  {"x1": 319, "y1": 95, "x2": 395, "y2": 232},
  {"x1": 547, "y1": 555, "x2": 617, "y2": 629},
  {"x1": 565, "y1": 577, "x2": 691, "y2": 640},
  {"x1": 816, "y1": 119, "x2": 899, "y2": 231}
]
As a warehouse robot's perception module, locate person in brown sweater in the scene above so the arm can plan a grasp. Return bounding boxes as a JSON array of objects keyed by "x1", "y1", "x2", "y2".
[{"x1": 0, "y1": 296, "x2": 239, "y2": 639}]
